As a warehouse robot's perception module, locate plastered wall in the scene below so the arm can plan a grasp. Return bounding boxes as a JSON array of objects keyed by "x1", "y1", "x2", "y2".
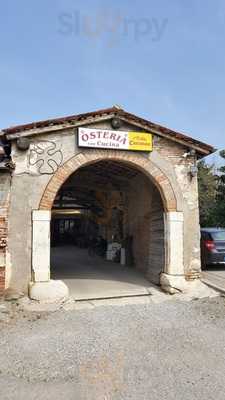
[{"x1": 5, "y1": 120, "x2": 200, "y2": 292}]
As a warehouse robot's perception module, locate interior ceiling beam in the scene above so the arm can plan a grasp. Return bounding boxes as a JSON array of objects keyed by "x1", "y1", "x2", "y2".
[
  {"x1": 54, "y1": 189, "x2": 105, "y2": 209},
  {"x1": 65, "y1": 173, "x2": 132, "y2": 187},
  {"x1": 62, "y1": 181, "x2": 129, "y2": 192},
  {"x1": 54, "y1": 161, "x2": 140, "y2": 209}
]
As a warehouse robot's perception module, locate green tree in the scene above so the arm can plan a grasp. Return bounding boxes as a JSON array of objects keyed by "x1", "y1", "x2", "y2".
[
  {"x1": 213, "y1": 150, "x2": 225, "y2": 227},
  {"x1": 198, "y1": 160, "x2": 217, "y2": 226}
]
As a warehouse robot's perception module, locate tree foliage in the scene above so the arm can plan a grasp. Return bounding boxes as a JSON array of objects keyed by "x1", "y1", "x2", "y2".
[
  {"x1": 213, "y1": 150, "x2": 225, "y2": 227},
  {"x1": 198, "y1": 151, "x2": 225, "y2": 227},
  {"x1": 198, "y1": 160, "x2": 217, "y2": 226}
]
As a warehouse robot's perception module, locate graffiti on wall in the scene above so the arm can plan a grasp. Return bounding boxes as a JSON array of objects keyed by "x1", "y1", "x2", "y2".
[{"x1": 28, "y1": 140, "x2": 63, "y2": 175}]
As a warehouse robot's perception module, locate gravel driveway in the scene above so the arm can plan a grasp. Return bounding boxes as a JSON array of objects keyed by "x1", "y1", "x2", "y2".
[{"x1": 1, "y1": 296, "x2": 225, "y2": 400}]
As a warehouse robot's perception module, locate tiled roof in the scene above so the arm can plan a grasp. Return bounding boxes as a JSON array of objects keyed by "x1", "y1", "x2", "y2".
[{"x1": 1, "y1": 106, "x2": 215, "y2": 155}]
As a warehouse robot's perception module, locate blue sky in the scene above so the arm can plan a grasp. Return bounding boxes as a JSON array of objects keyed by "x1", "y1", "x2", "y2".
[{"x1": 0, "y1": 0, "x2": 225, "y2": 162}]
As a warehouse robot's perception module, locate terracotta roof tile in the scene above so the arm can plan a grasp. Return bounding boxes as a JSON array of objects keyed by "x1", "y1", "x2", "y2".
[{"x1": 1, "y1": 106, "x2": 215, "y2": 155}]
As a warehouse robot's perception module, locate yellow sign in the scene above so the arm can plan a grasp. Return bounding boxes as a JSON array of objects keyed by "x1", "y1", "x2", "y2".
[{"x1": 128, "y1": 132, "x2": 153, "y2": 151}]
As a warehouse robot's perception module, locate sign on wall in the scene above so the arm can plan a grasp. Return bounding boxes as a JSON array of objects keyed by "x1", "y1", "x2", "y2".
[{"x1": 78, "y1": 128, "x2": 153, "y2": 152}]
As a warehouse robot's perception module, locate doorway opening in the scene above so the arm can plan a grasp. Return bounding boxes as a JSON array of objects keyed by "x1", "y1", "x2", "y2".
[{"x1": 50, "y1": 160, "x2": 165, "y2": 299}]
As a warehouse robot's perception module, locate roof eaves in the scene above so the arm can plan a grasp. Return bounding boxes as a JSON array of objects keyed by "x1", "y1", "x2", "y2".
[
  {"x1": 2, "y1": 107, "x2": 119, "y2": 136},
  {"x1": 117, "y1": 110, "x2": 215, "y2": 155},
  {"x1": 1, "y1": 106, "x2": 215, "y2": 156},
  {"x1": 4, "y1": 109, "x2": 118, "y2": 140}
]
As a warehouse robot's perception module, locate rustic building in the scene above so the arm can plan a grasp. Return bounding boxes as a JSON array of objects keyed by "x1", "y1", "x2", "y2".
[{"x1": 0, "y1": 107, "x2": 215, "y2": 301}]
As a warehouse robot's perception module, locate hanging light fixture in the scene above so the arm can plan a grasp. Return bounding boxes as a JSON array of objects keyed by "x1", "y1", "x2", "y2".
[
  {"x1": 111, "y1": 118, "x2": 121, "y2": 130},
  {"x1": 16, "y1": 137, "x2": 30, "y2": 151}
]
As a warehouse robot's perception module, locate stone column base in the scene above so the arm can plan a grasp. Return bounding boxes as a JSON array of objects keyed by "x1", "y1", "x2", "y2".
[
  {"x1": 185, "y1": 271, "x2": 201, "y2": 281},
  {"x1": 160, "y1": 273, "x2": 188, "y2": 294},
  {"x1": 29, "y1": 280, "x2": 69, "y2": 303}
]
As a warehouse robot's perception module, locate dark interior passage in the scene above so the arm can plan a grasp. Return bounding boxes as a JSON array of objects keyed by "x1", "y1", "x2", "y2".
[{"x1": 50, "y1": 160, "x2": 165, "y2": 298}]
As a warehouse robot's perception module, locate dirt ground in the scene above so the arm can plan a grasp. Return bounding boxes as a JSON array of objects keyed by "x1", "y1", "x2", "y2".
[{"x1": 0, "y1": 293, "x2": 225, "y2": 400}]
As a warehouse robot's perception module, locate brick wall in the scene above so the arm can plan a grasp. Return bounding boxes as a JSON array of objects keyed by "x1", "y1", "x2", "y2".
[
  {"x1": 154, "y1": 136, "x2": 187, "y2": 161},
  {"x1": 39, "y1": 149, "x2": 177, "y2": 212},
  {"x1": 0, "y1": 216, "x2": 7, "y2": 295},
  {"x1": 0, "y1": 266, "x2": 5, "y2": 294},
  {"x1": 0, "y1": 173, "x2": 10, "y2": 295}
]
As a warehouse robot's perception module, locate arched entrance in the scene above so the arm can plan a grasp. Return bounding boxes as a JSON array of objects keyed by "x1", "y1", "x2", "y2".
[
  {"x1": 50, "y1": 159, "x2": 165, "y2": 299},
  {"x1": 30, "y1": 150, "x2": 185, "y2": 301}
]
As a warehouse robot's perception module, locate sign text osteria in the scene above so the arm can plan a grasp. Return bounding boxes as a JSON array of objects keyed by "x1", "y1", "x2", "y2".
[{"x1": 78, "y1": 128, "x2": 153, "y2": 152}]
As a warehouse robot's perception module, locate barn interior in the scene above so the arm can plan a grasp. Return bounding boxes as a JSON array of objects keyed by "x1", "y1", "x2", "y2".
[{"x1": 50, "y1": 160, "x2": 165, "y2": 300}]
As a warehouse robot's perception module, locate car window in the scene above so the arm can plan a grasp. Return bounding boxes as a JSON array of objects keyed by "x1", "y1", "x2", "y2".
[
  {"x1": 211, "y1": 231, "x2": 225, "y2": 241},
  {"x1": 201, "y1": 232, "x2": 211, "y2": 240}
]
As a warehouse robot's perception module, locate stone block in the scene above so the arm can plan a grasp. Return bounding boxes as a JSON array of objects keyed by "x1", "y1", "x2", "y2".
[{"x1": 29, "y1": 280, "x2": 69, "y2": 302}]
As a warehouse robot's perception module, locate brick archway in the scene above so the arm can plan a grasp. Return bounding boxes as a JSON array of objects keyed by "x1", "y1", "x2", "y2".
[
  {"x1": 31, "y1": 149, "x2": 186, "y2": 300},
  {"x1": 39, "y1": 150, "x2": 178, "y2": 211}
]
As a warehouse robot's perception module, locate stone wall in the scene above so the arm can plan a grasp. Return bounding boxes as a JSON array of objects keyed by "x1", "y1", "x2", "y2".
[
  {"x1": 127, "y1": 174, "x2": 153, "y2": 274},
  {"x1": 0, "y1": 173, "x2": 11, "y2": 294},
  {"x1": 4, "y1": 118, "x2": 201, "y2": 293},
  {"x1": 154, "y1": 136, "x2": 201, "y2": 276},
  {"x1": 127, "y1": 135, "x2": 200, "y2": 280},
  {"x1": 7, "y1": 130, "x2": 77, "y2": 291},
  {"x1": 127, "y1": 175, "x2": 164, "y2": 284}
]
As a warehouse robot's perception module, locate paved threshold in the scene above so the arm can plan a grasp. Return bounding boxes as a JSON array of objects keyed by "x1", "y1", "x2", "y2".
[{"x1": 201, "y1": 268, "x2": 225, "y2": 294}]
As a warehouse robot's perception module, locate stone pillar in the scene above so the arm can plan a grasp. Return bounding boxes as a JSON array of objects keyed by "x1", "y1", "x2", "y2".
[
  {"x1": 160, "y1": 211, "x2": 187, "y2": 293},
  {"x1": 32, "y1": 210, "x2": 51, "y2": 282},
  {"x1": 29, "y1": 210, "x2": 69, "y2": 302}
]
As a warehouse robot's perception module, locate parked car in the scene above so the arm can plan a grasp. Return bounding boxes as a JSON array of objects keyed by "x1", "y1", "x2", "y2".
[{"x1": 201, "y1": 228, "x2": 225, "y2": 269}]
